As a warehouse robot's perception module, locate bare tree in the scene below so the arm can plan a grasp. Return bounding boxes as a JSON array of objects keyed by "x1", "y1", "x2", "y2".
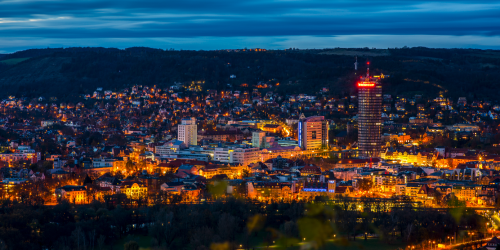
[
  {"x1": 71, "y1": 227, "x2": 83, "y2": 250},
  {"x1": 405, "y1": 223, "x2": 414, "y2": 242},
  {"x1": 162, "y1": 211, "x2": 176, "y2": 246},
  {"x1": 97, "y1": 235, "x2": 106, "y2": 250},
  {"x1": 88, "y1": 230, "x2": 96, "y2": 250}
]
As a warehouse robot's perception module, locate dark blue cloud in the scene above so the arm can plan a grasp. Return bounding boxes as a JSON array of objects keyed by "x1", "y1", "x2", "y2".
[{"x1": 0, "y1": 0, "x2": 500, "y2": 52}]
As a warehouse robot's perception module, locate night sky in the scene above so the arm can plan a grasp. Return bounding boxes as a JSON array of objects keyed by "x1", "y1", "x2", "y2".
[{"x1": 1, "y1": 0, "x2": 500, "y2": 53}]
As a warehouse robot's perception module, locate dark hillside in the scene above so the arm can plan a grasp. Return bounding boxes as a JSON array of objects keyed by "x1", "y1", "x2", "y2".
[{"x1": 0, "y1": 47, "x2": 498, "y2": 101}]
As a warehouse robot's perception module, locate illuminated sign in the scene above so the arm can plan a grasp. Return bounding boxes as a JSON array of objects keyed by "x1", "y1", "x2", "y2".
[
  {"x1": 357, "y1": 82, "x2": 375, "y2": 87},
  {"x1": 303, "y1": 188, "x2": 327, "y2": 192},
  {"x1": 298, "y1": 122, "x2": 302, "y2": 148}
]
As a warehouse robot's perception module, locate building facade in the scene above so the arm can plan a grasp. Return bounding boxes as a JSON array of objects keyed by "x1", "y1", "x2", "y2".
[
  {"x1": 214, "y1": 146, "x2": 261, "y2": 166},
  {"x1": 298, "y1": 116, "x2": 328, "y2": 150},
  {"x1": 252, "y1": 131, "x2": 266, "y2": 148},
  {"x1": 357, "y1": 72, "x2": 382, "y2": 158},
  {"x1": 0, "y1": 146, "x2": 41, "y2": 165},
  {"x1": 119, "y1": 181, "x2": 148, "y2": 199},
  {"x1": 55, "y1": 185, "x2": 87, "y2": 204},
  {"x1": 178, "y1": 117, "x2": 197, "y2": 146}
]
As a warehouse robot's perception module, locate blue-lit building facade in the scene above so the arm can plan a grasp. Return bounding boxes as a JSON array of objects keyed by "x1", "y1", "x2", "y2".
[
  {"x1": 298, "y1": 116, "x2": 329, "y2": 150},
  {"x1": 300, "y1": 180, "x2": 336, "y2": 199}
]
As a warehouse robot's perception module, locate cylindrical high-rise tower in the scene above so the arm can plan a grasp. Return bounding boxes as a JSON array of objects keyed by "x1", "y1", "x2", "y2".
[{"x1": 357, "y1": 66, "x2": 382, "y2": 158}]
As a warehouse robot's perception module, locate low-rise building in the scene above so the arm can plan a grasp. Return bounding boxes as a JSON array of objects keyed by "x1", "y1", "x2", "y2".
[
  {"x1": 56, "y1": 185, "x2": 87, "y2": 204},
  {"x1": 119, "y1": 181, "x2": 147, "y2": 199}
]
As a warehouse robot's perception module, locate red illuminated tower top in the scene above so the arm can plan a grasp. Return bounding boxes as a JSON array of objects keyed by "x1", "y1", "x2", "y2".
[{"x1": 357, "y1": 62, "x2": 379, "y2": 88}]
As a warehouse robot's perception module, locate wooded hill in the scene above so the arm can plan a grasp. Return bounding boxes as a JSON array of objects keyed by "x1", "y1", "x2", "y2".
[{"x1": 0, "y1": 47, "x2": 499, "y2": 102}]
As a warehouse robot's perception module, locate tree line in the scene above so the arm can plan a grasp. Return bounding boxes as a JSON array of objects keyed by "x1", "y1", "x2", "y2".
[{"x1": 0, "y1": 195, "x2": 489, "y2": 250}]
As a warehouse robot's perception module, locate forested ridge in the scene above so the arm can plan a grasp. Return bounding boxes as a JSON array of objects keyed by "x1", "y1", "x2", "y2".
[{"x1": 0, "y1": 47, "x2": 499, "y2": 102}]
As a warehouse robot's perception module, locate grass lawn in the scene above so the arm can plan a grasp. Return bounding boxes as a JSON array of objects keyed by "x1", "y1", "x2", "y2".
[
  {"x1": 111, "y1": 235, "x2": 152, "y2": 250},
  {"x1": 0, "y1": 57, "x2": 30, "y2": 65}
]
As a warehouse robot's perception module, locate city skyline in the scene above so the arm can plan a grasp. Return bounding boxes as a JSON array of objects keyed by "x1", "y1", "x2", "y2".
[
  {"x1": 1, "y1": 1, "x2": 500, "y2": 248},
  {"x1": 0, "y1": 52, "x2": 499, "y2": 249}
]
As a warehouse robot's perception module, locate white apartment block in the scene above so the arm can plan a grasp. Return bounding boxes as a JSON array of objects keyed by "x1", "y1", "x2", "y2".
[
  {"x1": 252, "y1": 131, "x2": 266, "y2": 148},
  {"x1": 154, "y1": 139, "x2": 185, "y2": 156},
  {"x1": 214, "y1": 146, "x2": 261, "y2": 166},
  {"x1": 214, "y1": 147, "x2": 230, "y2": 163},
  {"x1": 92, "y1": 158, "x2": 116, "y2": 168},
  {"x1": 231, "y1": 147, "x2": 261, "y2": 166},
  {"x1": 155, "y1": 145, "x2": 175, "y2": 156},
  {"x1": 178, "y1": 117, "x2": 197, "y2": 146}
]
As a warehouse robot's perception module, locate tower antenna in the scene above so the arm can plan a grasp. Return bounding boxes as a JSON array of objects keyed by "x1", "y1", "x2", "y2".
[{"x1": 366, "y1": 61, "x2": 370, "y2": 78}]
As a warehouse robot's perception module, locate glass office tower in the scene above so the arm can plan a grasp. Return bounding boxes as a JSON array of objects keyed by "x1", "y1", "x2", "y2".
[{"x1": 357, "y1": 73, "x2": 382, "y2": 158}]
